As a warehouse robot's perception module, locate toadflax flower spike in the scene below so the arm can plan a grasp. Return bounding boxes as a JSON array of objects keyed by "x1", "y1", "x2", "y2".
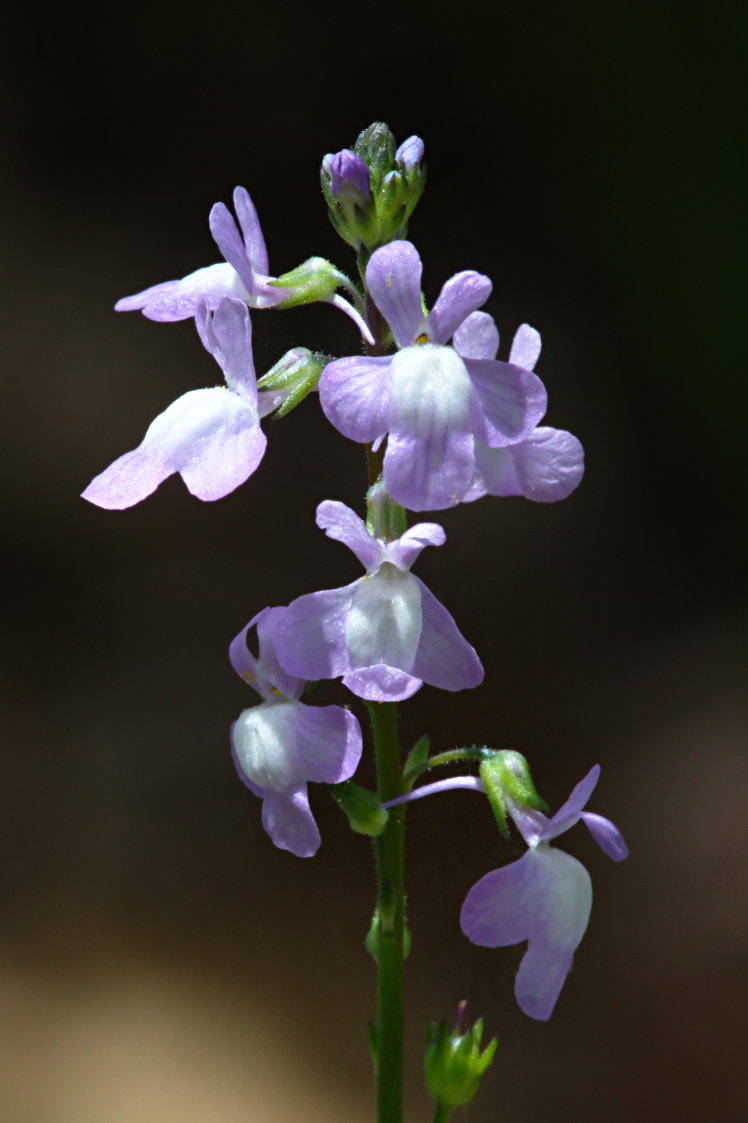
[
  {"x1": 460, "y1": 765, "x2": 628, "y2": 1020},
  {"x1": 82, "y1": 298, "x2": 277, "y2": 509},
  {"x1": 273, "y1": 500, "x2": 484, "y2": 702},
  {"x1": 318, "y1": 241, "x2": 548, "y2": 511},
  {"x1": 230, "y1": 606, "x2": 362, "y2": 858}
]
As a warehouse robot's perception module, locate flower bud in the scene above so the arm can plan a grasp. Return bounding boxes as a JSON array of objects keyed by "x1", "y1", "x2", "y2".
[
  {"x1": 324, "y1": 149, "x2": 371, "y2": 205},
  {"x1": 425, "y1": 1003, "x2": 498, "y2": 1111},
  {"x1": 395, "y1": 135, "x2": 425, "y2": 173}
]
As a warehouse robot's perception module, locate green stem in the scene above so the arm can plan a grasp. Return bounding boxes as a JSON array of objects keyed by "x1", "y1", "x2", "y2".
[
  {"x1": 433, "y1": 1105, "x2": 452, "y2": 1123},
  {"x1": 368, "y1": 700, "x2": 406, "y2": 1123}
]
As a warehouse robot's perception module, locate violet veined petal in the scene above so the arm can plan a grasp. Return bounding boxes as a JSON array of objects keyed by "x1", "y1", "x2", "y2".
[
  {"x1": 385, "y1": 522, "x2": 446, "y2": 571},
  {"x1": 366, "y1": 241, "x2": 427, "y2": 347},
  {"x1": 461, "y1": 850, "x2": 545, "y2": 947},
  {"x1": 293, "y1": 704, "x2": 362, "y2": 783},
  {"x1": 541, "y1": 765, "x2": 601, "y2": 843},
  {"x1": 196, "y1": 297, "x2": 257, "y2": 401},
  {"x1": 231, "y1": 701, "x2": 305, "y2": 792},
  {"x1": 386, "y1": 345, "x2": 475, "y2": 510},
  {"x1": 410, "y1": 576, "x2": 484, "y2": 692},
  {"x1": 261, "y1": 786, "x2": 321, "y2": 858},
  {"x1": 581, "y1": 812, "x2": 629, "y2": 861},
  {"x1": 452, "y1": 311, "x2": 500, "y2": 360},
  {"x1": 229, "y1": 613, "x2": 265, "y2": 698},
  {"x1": 342, "y1": 664, "x2": 423, "y2": 702},
  {"x1": 274, "y1": 584, "x2": 356, "y2": 680},
  {"x1": 509, "y1": 323, "x2": 542, "y2": 371},
  {"x1": 232, "y1": 186, "x2": 270, "y2": 276},
  {"x1": 318, "y1": 355, "x2": 394, "y2": 444},
  {"x1": 473, "y1": 427, "x2": 585, "y2": 503},
  {"x1": 82, "y1": 388, "x2": 265, "y2": 508},
  {"x1": 466, "y1": 358, "x2": 547, "y2": 448},
  {"x1": 115, "y1": 264, "x2": 251, "y2": 322},
  {"x1": 316, "y1": 500, "x2": 384, "y2": 570},
  {"x1": 514, "y1": 943, "x2": 575, "y2": 1021},
  {"x1": 461, "y1": 847, "x2": 591, "y2": 962},
  {"x1": 427, "y1": 270, "x2": 493, "y2": 345},
  {"x1": 508, "y1": 803, "x2": 550, "y2": 848},
  {"x1": 344, "y1": 565, "x2": 422, "y2": 675},
  {"x1": 209, "y1": 200, "x2": 257, "y2": 296}
]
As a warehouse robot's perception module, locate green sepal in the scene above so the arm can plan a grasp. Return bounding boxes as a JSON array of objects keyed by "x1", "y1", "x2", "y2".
[
  {"x1": 330, "y1": 779, "x2": 389, "y2": 837},
  {"x1": 425, "y1": 1007, "x2": 498, "y2": 1111},
  {"x1": 404, "y1": 735, "x2": 430, "y2": 777},
  {"x1": 479, "y1": 750, "x2": 548, "y2": 839},
  {"x1": 256, "y1": 348, "x2": 326, "y2": 418},
  {"x1": 271, "y1": 257, "x2": 357, "y2": 307}
]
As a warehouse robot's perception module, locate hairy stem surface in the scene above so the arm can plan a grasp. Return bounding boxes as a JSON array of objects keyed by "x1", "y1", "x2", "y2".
[{"x1": 368, "y1": 700, "x2": 406, "y2": 1123}]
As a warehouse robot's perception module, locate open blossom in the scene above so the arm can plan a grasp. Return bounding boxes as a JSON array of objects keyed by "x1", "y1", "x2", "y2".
[
  {"x1": 82, "y1": 298, "x2": 277, "y2": 509},
  {"x1": 456, "y1": 313, "x2": 585, "y2": 503},
  {"x1": 230, "y1": 606, "x2": 362, "y2": 858},
  {"x1": 274, "y1": 500, "x2": 484, "y2": 702},
  {"x1": 318, "y1": 241, "x2": 548, "y2": 511},
  {"x1": 460, "y1": 765, "x2": 628, "y2": 1020},
  {"x1": 116, "y1": 187, "x2": 289, "y2": 321},
  {"x1": 115, "y1": 186, "x2": 370, "y2": 337}
]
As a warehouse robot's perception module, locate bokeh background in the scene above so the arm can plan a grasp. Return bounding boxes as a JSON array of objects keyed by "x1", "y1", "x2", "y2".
[{"x1": 2, "y1": 2, "x2": 747, "y2": 1120}]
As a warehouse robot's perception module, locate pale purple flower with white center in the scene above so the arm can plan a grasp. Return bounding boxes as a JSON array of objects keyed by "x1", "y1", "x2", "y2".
[
  {"x1": 115, "y1": 186, "x2": 370, "y2": 338},
  {"x1": 318, "y1": 241, "x2": 548, "y2": 511},
  {"x1": 455, "y1": 312, "x2": 585, "y2": 504},
  {"x1": 116, "y1": 187, "x2": 287, "y2": 321},
  {"x1": 273, "y1": 500, "x2": 484, "y2": 702},
  {"x1": 460, "y1": 765, "x2": 628, "y2": 1020},
  {"x1": 230, "y1": 606, "x2": 362, "y2": 858},
  {"x1": 82, "y1": 298, "x2": 276, "y2": 509}
]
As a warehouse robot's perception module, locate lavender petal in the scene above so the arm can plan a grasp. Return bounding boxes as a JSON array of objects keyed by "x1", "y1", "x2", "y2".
[
  {"x1": 318, "y1": 355, "x2": 394, "y2": 444},
  {"x1": 342, "y1": 664, "x2": 423, "y2": 702},
  {"x1": 366, "y1": 241, "x2": 427, "y2": 347},
  {"x1": 274, "y1": 585, "x2": 355, "y2": 680},
  {"x1": 466, "y1": 358, "x2": 547, "y2": 448},
  {"x1": 581, "y1": 812, "x2": 629, "y2": 861},
  {"x1": 116, "y1": 264, "x2": 251, "y2": 322},
  {"x1": 410, "y1": 576, "x2": 484, "y2": 692},
  {"x1": 427, "y1": 271, "x2": 492, "y2": 345},
  {"x1": 293, "y1": 704, "x2": 363, "y2": 783},
  {"x1": 452, "y1": 311, "x2": 500, "y2": 360},
  {"x1": 316, "y1": 500, "x2": 383, "y2": 570},
  {"x1": 509, "y1": 323, "x2": 542, "y2": 371}
]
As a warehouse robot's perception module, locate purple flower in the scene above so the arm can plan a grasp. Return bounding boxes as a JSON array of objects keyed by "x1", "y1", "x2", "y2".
[
  {"x1": 116, "y1": 187, "x2": 287, "y2": 322},
  {"x1": 273, "y1": 500, "x2": 484, "y2": 702},
  {"x1": 115, "y1": 186, "x2": 371, "y2": 338},
  {"x1": 456, "y1": 314, "x2": 585, "y2": 504},
  {"x1": 318, "y1": 241, "x2": 548, "y2": 511},
  {"x1": 82, "y1": 298, "x2": 276, "y2": 509},
  {"x1": 230, "y1": 606, "x2": 362, "y2": 858},
  {"x1": 460, "y1": 765, "x2": 628, "y2": 1020}
]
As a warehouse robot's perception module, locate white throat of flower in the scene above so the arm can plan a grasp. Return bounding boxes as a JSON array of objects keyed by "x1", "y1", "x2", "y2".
[{"x1": 345, "y1": 561, "x2": 422, "y2": 671}]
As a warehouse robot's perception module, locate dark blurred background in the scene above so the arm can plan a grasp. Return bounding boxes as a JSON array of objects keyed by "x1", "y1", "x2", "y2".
[{"x1": 2, "y1": 2, "x2": 747, "y2": 1120}]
